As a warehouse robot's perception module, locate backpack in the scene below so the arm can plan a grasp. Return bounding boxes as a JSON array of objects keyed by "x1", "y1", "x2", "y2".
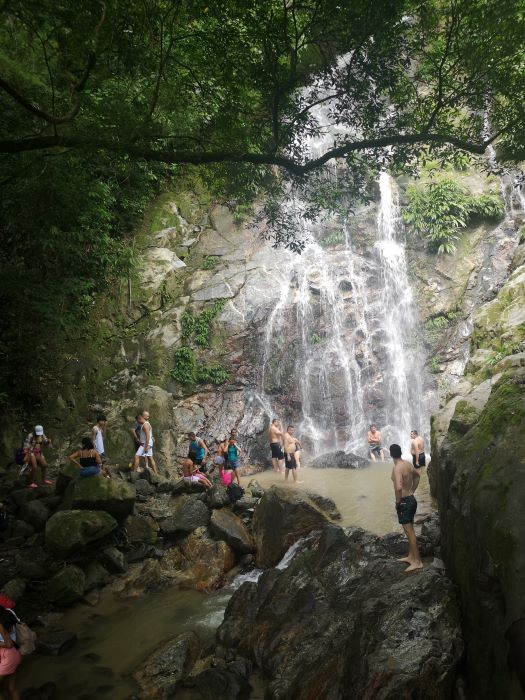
[
  {"x1": 14, "y1": 447, "x2": 25, "y2": 467},
  {"x1": 227, "y1": 482, "x2": 244, "y2": 504},
  {"x1": 6, "y1": 610, "x2": 36, "y2": 655}
]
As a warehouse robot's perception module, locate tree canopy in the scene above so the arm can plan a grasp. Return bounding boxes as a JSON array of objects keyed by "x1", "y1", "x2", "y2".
[{"x1": 1, "y1": 0, "x2": 525, "y2": 411}]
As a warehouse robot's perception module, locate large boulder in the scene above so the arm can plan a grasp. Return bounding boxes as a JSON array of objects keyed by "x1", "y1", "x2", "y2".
[
  {"x1": 133, "y1": 631, "x2": 200, "y2": 699},
  {"x1": 47, "y1": 565, "x2": 85, "y2": 605},
  {"x1": 160, "y1": 527, "x2": 235, "y2": 591},
  {"x1": 210, "y1": 509, "x2": 254, "y2": 553},
  {"x1": 64, "y1": 477, "x2": 135, "y2": 521},
  {"x1": 309, "y1": 450, "x2": 369, "y2": 469},
  {"x1": 45, "y1": 510, "x2": 118, "y2": 558},
  {"x1": 218, "y1": 525, "x2": 463, "y2": 699},
  {"x1": 430, "y1": 367, "x2": 525, "y2": 698},
  {"x1": 124, "y1": 514, "x2": 158, "y2": 546},
  {"x1": 20, "y1": 500, "x2": 51, "y2": 530},
  {"x1": 160, "y1": 495, "x2": 210, "y2": 535},
  {"x1": 252, "y1": 486, "x2": 333, "y2": 568}
]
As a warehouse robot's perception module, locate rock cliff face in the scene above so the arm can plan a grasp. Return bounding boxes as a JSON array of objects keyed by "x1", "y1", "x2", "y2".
[{"x1": 429, "y1": 244, "x2": 525, "y2": 698}]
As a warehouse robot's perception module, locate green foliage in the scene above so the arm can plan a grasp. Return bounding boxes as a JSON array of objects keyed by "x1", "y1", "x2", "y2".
[
  {"x1": 202, "y1": 255, "x2": 219, "y2": 270},
  {"x1": 196, "y1": 363, "x2": 230, "y2": 385},
  {"x1": 520, "y1": 226, "x2": 525, "y2": 244},
  {"x1": 485, "y1": 341, "x2": 523, "y2": 368},
  {"x1": 320, "y1": 231, "x2": 345, "y2": 248},
  {"x1": 403, "y1": 179, "x2": 504, "y2": 254},
  {"x1": 425, "y1": 310, "x2": 458, "y2": 331},
  {"x1": 232, "y1": 203, "x2": 253, "y2": 225},
  {"x1": 170, "y1": 347, "x2": 196, "y2": 384},
  {"x1": 309, "y1": 333, "x2": 322, "y2": 345}
]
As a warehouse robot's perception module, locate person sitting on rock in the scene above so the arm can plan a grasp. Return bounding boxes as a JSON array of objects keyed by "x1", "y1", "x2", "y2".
[
  {"x1": 390, "y1": 443, "x2": 423, "y2": 573},
  {"x1": 181, "y1": 458, "x2": 212, "y2": 489},
  {"x1": 367, "y1": 424, "x2": 384, "y2": 462},
  {"x1": 23, "y1": 425, "x2": 53, "y2": 489},
  {"x1": 0, "y1": 606, "x2": 22, "y2": 700},
  {"x1": 69, "y1": 438, "x2": 110, "y2": 478}
]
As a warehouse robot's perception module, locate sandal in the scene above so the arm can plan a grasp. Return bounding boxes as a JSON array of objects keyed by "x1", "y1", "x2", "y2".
[{"x1": 27, "y1": 483, "x2": 38, "y2": 489}]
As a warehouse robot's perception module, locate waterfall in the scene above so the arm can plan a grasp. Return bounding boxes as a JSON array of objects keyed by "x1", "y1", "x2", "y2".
[
  {"x1": 256, "y1": 171, "x2": 427, "y2": 458},
  {"x1": 374, "y1": 173, "x2": 424, "y2": 453}
]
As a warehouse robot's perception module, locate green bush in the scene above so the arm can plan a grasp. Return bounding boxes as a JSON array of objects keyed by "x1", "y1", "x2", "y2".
[
  {"x1": 171, "y1": 347, "x2": 196, "y2": 384},
  {"x1": 196, "y1": 363, "x2": 230, "y2": 385},
  {"x1": 519, "y1": 225, "x2": 525, "y2": 244},
  {"x1": 403, "y1": 179, "x2": 504, "y2": 254},
  {"x1": 181, "y1": 299, "x2": 227, "y2": 347}
]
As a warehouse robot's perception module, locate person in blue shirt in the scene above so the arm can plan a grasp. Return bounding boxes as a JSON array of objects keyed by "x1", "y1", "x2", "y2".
[
  {"x1": 226, "y1": 436, "x2": 242, "y2": 485},
  {"x1": 187, "y1": 432, "x2": 209, "y2": 472}
]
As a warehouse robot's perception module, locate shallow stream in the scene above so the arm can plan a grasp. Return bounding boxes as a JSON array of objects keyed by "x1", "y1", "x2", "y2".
[{"x1": 22, "y1": 464, "x2": 433, "y2": 698}]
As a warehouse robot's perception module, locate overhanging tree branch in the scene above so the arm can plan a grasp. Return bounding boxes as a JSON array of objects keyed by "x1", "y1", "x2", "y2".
[{"x1": 0, "y1": 131, "x2": 492, "y2": 173}]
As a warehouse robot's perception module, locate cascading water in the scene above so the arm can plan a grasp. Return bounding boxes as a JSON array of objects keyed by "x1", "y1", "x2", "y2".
[{"x1": 257, "y1": 170, "x2": 428, "y2": 457}]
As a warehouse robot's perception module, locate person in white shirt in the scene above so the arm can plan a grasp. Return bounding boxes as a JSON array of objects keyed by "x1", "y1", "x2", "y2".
[
  {"x1": 92, "y1": 415, "x2": 108, "y2": 465},
  {"x1": 133, "y1": 410, "x2": 157, "y2": 474}
]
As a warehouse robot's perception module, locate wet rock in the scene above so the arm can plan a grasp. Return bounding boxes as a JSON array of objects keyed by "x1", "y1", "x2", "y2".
[
  {"x1": 122, "y1": 559, "x2": 163, "y2": 596},
  {"x1": 15, "y1": 552, "x2": 50, "y2": 581},
  {"x1": 124, "y1": 514, "x2": 158, "y2": 546},
  {"x1": 191, "y1": 663, "x2": 252, "y2": 700},
  {"x1": 210, "y1": 509, "x2": 254, "y2": 553},
  {"x1": 1, "y1": 577, "x2": 26, "y2": 602},
  {"x1": 304, "y1": 491, "x2": 341, "y2": 520},
  {"x1": 252, "y1": 486, "x2": 331, "y2": 568},
  {"x1": 36, "y1": 628, "x2": 77, "y2": 655},
  {"x1": 133, "y1": 631, "x2": 201, "y2": 698},
  {"x1": 134, "y1": 478, "x2": 155, "y2": 497},
  {"x1": 83, "y1": 562, "x2": 112, "y2": 591},
  {"x1": 232, "y1": 496, "x2": 258, "y2": 512},
  {"x1": 45, "y1": 510, "x2": 118, "y2": 558},
  {"x1": 65, "y1": 477, "x2": 135, "y2": 521},
  {"x1": 160, "y1": 496, "x2": 210, "y2": 535},
  {"x1": 380, "y1": 531, "x2": 436, "y2": 558},
  {"x1": 448, "y1": 399, "x2": 480, "y2": 437},
  {"x1": 245, "y1": 480, "x2": 264, "y2": 499},
  {"x1": 10, "y1": 519, "x2": 35, "y2": 539},
  {"x1": 421, "y1": 512, "x2": 441, "y2": 549},
  {"x1": 205, "y1": 486, "x2": 231, "y2": 509},
  {"x1": 124, "y1": 545, "x2": 163, "y2": 564},
  {"x1": 161, "y1": 527, "x2": 235, "y2": 591},
  {"x1": 20, "y1": 500, "x2": 50, "y2": 530},
  {"x1": 47, "y1": 565, "x2": 85, "y2": 605},
  {"x1": 309, "y1": 450, "x2": 369, "y2": 469},
  {"x1": 219, "y1": 525, "x2": 463, "y2": 699},
  {"x1": 100, "y1": 547, "x2": 127, "y2": 574}
]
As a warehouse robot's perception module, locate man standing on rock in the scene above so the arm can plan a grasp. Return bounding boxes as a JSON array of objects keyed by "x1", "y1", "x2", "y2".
[
  {"x1": 390, "y1": 444, "x2": 423, "y2": 573},
  {"x1": 133, "y1": 411, "x2": 157, "y2": 474},
  {"x1": 410, "y1": 430, "x2": 426, "y2": 468},
  {"x1": 367, "y1": 424, "x2": 384, "y2": 462},
  {"x1": 268, "y1": 418, "x2": 285, "y2": 473},
  {"x1": 92, "y1": 414, "x2": 109, "y2": 466}
]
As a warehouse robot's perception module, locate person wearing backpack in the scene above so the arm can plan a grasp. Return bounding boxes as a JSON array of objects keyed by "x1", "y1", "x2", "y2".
[
  {"x1": 23, "y1": 425, "x2": 52, "y2": 489},
  {"x1": 0, "y1": 606, "x2": 22, "y2": 699}
]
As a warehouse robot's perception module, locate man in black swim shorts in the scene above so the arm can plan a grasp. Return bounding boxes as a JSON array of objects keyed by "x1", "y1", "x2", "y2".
[
  {"x1": 390, "y1": 443, "x2": 423, "y2": 573},
  {"x1": 268, "y1": 418, "x2": 285, "y2": 473},
  {"x1": 410, "y1": 430, "x2": 426, "y2": 468},
  {"x1": 284, "y1": 451, "x2": 298, "y2": 482}
]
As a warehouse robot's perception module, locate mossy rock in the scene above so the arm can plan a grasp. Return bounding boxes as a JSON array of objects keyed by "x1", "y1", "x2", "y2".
[
  {"x1": 47, "y1": 565, "x2": 85, "y2": 605},
  {"x1": 45, "y1": 510, "x2": 118, "y2": 558},
  {"x1": 447, "y1": 400, "x2": 480, "y2": 439},
  {"x1": 64, "y1": 477, "x2": 135, "y2": 522},
  {"x1": 123, "y1": 514, "x2": 158, "y2": 546}
]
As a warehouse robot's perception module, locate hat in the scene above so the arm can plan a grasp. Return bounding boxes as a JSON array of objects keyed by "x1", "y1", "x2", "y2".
[{"x1": 34, "y1": 425, "x2": 44, "y2": 436}]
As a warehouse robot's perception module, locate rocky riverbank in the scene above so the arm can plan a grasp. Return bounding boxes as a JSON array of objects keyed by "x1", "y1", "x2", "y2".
[{"x1": 0, "y1": 458, "x2": 456, "y2": 699}]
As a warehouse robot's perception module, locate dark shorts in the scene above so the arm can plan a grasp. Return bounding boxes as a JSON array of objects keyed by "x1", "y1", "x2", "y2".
[
  {"x1": 397, "y1": 495, "x2": 417, "y2": 525},
  {"x1": 412, "y1": 453, "x2": 426, "y2": 468},
  {"x1": 285, "y1": 453, "x2": 297, "y2": 470},
  {"x1": 369, "y1": 444, "x2": 382, "y2": 454},
  {"x1": 270, "y1": 442, "x2": 284, "y2": 460}
]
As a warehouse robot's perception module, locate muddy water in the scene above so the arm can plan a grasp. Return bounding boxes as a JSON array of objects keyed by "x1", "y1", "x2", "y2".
[
  {"x1": 22, "y1": 464, "x2": 433, "y2": 698},
  {"x1": 254, "y1": 463, "x2": 435, "y2": 534}
]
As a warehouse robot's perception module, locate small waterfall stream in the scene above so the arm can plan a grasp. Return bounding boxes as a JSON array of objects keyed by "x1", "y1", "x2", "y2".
[{"x1": 257, "y1": 172, "x2": 429, "y2": 457}]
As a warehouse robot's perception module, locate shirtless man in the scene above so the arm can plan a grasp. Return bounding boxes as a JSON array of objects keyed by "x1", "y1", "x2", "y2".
[
  {"x1": 133, "y1": 411, "x2": 157, "y2": 474},
  {"x1": 283, "y1": 425, "x2": 302, "y2": 469},
  {"x1": 367, "y1": 424, "x2": 384, "y2": 462},
  {"x1": 390, "y1": 443, "x2": 423, "y2": 573},
  {"x1": 268, "y1": 418, "x2": 285, "y2": 473},
  {"x1": 410, "y1": 430, "x2": 426, "y2": 468}
]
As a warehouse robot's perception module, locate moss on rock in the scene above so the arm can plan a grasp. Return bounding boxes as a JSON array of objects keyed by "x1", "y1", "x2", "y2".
[{"x1": 45, "y1": 510, "x2": 118, "y2": 558}]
